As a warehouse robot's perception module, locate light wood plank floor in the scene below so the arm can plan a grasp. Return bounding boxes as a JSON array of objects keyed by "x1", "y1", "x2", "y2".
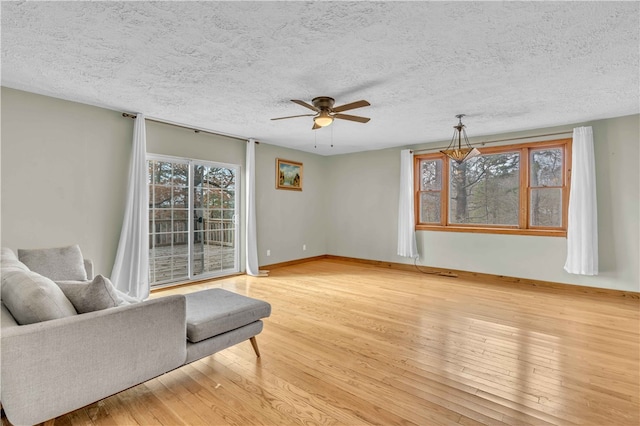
[{"x1": 20, "y1": 259, "x2": 640, "y2": 425}]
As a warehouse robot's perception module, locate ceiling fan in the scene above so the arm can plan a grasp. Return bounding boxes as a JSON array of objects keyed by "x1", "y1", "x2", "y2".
[{"x1": 271, "y1": 97, "x2": 370, "y2": 129}]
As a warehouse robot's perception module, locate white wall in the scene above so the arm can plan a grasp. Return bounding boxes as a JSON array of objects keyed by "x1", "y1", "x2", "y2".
[
  {"x1": 254, "y1": 142, "x2": 327, "y2": 265},
  {"x1": 146, "y1": 120, "x2": 246, "y2": 167},
  {"x1": 2, "y1": 88, "x2": 637, "y2": 292},
  {"x1": 325, "y1": 114, "x2": 640, "y2": 292},
  {"x1": 1, "y1": 88, "x2": 132, "y2": 275},
  {"x1": 325, "y1": 149, "x2": 400, "y2": 262}
]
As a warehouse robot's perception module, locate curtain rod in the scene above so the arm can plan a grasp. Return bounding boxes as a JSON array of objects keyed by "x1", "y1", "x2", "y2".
[
  {"x1": 122, "y1": 113, "x2": 257, "y2": 143},
  {"x1": 411, "y1": 130, "x2": 573, "y2": 154}
]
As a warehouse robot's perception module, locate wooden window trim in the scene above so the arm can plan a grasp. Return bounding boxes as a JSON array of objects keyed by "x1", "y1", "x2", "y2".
[{"x1": 415, "y1": 138, "x2": 571, "y2": 237}]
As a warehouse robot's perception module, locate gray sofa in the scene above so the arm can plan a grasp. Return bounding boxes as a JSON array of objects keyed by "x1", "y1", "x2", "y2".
[{"x1": 1, "y1": 247, "x2": 270, "y2": 425}]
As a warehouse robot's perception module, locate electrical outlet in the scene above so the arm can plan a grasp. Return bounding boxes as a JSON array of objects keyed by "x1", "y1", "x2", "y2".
[
  {"x1": 303, "y1": 244, "x2": 306, "y2": 251},
  {"x1": 267, "y1": 249, "x2": 271, "y2": 256}
]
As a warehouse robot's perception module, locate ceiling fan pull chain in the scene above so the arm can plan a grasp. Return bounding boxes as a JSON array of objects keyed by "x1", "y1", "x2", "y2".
[{"x1": 331, "y1": 124, "x2": 334, "y2": 148}]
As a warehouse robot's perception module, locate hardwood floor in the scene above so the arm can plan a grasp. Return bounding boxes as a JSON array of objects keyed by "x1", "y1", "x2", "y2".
[{"x1": 22, "y1": 259, "x2": 640, "y2": 425}]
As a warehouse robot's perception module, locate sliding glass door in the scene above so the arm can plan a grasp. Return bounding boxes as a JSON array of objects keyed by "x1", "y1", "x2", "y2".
[
  {"x1": 192, "y1": 164, "x2": 238, "y2": 277},
  {"x1": 148, "y1": 155, "x2": 239, "y2": 286}
]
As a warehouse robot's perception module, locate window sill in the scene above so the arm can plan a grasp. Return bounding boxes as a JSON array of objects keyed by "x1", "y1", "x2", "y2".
[{"x1": 415, "y1": 225, "x2": 567, "y2": 237}]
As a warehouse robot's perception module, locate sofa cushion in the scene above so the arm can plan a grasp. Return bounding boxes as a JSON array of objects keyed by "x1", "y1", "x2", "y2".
[
  {"x1": 18, "y1": 244, "x2": 87, "y2": 281},
  {"x1": 55, "y1": 275, "x2": 122, "y2": 314},
  {"x1": 1, "y1": 269, "x2": 77, "y2": 325},
  {"x1": 1, "y1": 303, "x2": 19, "y2": 328},
  {"x1": 184, "y1": 288, "x2": 271, "y2": 343},
  {"x1": 1, "y1": 247, "x2": 30, "y2": 273}
]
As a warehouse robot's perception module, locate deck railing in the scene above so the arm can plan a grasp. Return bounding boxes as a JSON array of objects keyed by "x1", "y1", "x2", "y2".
[{"x1": 150, "y1": 218, "x2": 235, "y2": 248}]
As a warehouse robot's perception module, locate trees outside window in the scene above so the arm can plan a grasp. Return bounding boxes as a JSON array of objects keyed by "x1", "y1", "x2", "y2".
[
  {"x1": 415, "y1": 139, "x2": 571, "y2": 236},
  {"x1": 148, "y1": 156, "x2": 239, "y2": 286}
]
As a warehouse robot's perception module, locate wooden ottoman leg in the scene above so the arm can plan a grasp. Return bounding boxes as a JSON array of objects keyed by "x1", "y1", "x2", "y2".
[{"x1": 249, "y1": 336, "x2": 261, "y2": 357}]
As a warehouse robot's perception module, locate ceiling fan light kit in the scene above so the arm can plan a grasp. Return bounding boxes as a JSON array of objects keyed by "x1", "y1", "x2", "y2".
[
  {"x1": 272, "y1": 96, "x2": 370, "y2": 130},
  {"x1": 314, "y1": 110, "x2": 334, "y2": 127},
  {"x1": 440, "y1": 114, "x2": 481, "y2": 164}
]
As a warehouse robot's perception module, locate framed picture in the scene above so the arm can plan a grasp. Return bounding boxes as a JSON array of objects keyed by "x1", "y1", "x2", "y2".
[{"x1": 276, "y1": 158, "x2": 303, "y2": 191}]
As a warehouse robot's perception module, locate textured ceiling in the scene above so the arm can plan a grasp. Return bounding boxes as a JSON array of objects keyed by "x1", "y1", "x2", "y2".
[{"x1": 2, "y1": 1, "x2": 638, "y2": 155}]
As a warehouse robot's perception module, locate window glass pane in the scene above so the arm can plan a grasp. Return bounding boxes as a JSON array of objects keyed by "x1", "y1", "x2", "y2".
[
  {"x1": 530, "y1": 188, "x2": 562, "y2": 227},
  {"x1": 193, "y1": 178, "x2": 204, "y2": 208},
  {"x1": 223, "y1": 190, "x2": 235, "y2": 209},
  {"x1": 194, "y1": 208, "x2": 204, "y2": 225},
  {"x1": 194, "y1": 165, "x2": 205, "y2": 187},
  {"x1": 203, "y1": 167, "x2": 235, "y2": 189},
  {"x1": 208, "y1": 189, "x2": 222, "y2": 208},
  {"x1": 172, "y1": 231, "x2": 188, "y2": 246},
  {"x1": 153, "y1": 209, "x2": 171, "y2": 220},
  {"x1": 193, "y1": 231, "x2": 205, "y2": 254},
  {"x1": 220, "y1": 168, "x2": 236, "y2": 189},
  {"x1": 152, "y1": 185, "x2": 172, "y2": 208},
  {"x1": 173, "y1": 186, "x2": 188, "y2": 207},
  {"x1": 449, "y1": 152, "x2": 520, "y2": 225},
  {"x1": 222, "y1": 248, "x2": 235, "y2": 269},
  {"x1": 173, "y1": 163, "x2": 189, "y2": 186},
  {"x1": 173, "y1": 209, "x2": 188, "y2": 221},
  {"x1": 420, "y1": 192, "x2": 441, "y2": 223},
  {"x1": 420, "y1": 159, "x2": 442, "y2": 191},
  {"x1": 531, "y1": 148, "x2": 563, "y2": 187},
  {"x1": 155, "y1": 162, "x2": 172, "y2": 184},
  {"x1": 171, "y1": 256, "x2": 188, "y2": 279}
]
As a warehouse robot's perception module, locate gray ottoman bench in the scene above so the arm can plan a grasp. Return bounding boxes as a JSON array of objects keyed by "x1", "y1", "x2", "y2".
[{"x1": 183, "y1": 288, "x2": 271, "y2": 364}]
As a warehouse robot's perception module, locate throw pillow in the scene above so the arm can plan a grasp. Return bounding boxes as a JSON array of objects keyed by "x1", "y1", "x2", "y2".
[
  {"x1": 1, "y1": 269, "x2": 78, "y2": 325},
  {"x1": 55, "y1": 275, "x2": 122, "y2": 314},
  {"x1": 18, "y1": 244, "x2": 87, "y2": 281}
]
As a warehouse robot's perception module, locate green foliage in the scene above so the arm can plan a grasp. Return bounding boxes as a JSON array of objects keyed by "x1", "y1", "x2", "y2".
[{"x1": 450, "y1": 152, "x2": 520, "y2": 225}]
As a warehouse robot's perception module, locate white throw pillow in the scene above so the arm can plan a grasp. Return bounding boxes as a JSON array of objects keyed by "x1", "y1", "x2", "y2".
[
  {"x1": 1, "y1": 269, "x2": 77, "y2": 325},
  {"x1": 18, "y1": 244, "x2": 87, "y2": 281},
  {"x1": 55, "y1": 275, "x2": 122, "y2": 314}
]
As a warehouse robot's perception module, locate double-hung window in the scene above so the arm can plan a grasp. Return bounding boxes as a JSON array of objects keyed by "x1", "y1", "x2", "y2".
[{"x1": 415, "y1": 138, "x2": 571, "y2": 236}]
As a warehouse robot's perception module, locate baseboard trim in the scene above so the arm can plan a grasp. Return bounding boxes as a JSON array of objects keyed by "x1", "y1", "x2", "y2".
[
  {"x1": 322, "y1": 255, "x2": 639, "y2": 299},
  {"x1": 152, "y1": 255, "x2": 637, "y2": 299},
  {"x1": 260, "y1": 255, "x2": 329, "y2": 270}
]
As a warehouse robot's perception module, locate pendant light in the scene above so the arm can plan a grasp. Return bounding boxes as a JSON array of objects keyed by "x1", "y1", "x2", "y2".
[{"x1": 440, "y1": 114, "x2": 480, "y2": 163}]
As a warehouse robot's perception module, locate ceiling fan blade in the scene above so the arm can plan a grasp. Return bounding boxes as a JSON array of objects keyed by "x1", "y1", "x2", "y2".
[
  {"x1": 334, "y1": 113, "x2": 370, "y2": 123},
  {"x1": 271, "y1": 114, "x2": 316, "y2": 121},
  {"x1": 291, "y1": 99, "x2": 319, "y2": 112},
  {"x1": 312, "y1": 122, "x2": 321, "y2": 130},
  {"x1": 332, "y1": 100, "x2": 370, "y2": 113}
]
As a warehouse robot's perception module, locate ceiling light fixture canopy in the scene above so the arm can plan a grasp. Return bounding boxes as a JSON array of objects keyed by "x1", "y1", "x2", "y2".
[
  {"x1": 313, "y1": 110, "x2": 334, "y2": 127},
  {"x1": 440, "y1": 114, "x2": 481, "y2": 164}
]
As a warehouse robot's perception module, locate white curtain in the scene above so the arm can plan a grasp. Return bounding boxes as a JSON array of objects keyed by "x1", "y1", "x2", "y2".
[
  {"x1": 397, "y1": 149, "x2": 418, "y2": 258},
  {"x1": 111, "y1": 114, "x2": 150, "y2": 299},
  {"x1": 246, "y1": 139, "x2": 261, "y2": 276},
  {"x1": 564, "y1": 126, "x2": 598, "y2": 275}
]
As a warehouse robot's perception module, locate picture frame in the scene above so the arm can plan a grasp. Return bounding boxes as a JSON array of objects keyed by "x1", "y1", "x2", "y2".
[{"x1": 276, "y1": 158, "x2": 303, "y2": 191}]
